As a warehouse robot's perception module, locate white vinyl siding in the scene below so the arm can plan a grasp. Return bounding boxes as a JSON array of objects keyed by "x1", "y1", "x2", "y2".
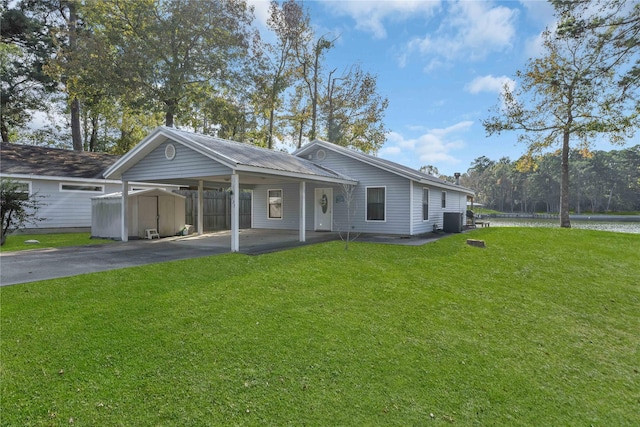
[
  {"x1": 22, "y1": 179, "x2": 123, "y2": 229},
  {"x1": 309, "y1": 148, "x2": 410, "y2": 234},
  {"x1": 252, "y1": 183, "x2": 300, "y2": 230},
  {"x1": 122, "y1": 139, "x2": 232, "y2": 181}
]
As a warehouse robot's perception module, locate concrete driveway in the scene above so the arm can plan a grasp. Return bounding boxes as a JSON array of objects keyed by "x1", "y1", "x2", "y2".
[{"x1": 0, "y1": 229, "x2": 340, "y2": 286}]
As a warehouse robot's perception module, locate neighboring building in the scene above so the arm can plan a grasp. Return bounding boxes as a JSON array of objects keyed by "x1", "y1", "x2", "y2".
[
  {"x1": 104, "y1": 127, "x2": 474, "y2": 250},
  {"x1": 0, "y1": 143, "x2": 175, "y2": 233}
]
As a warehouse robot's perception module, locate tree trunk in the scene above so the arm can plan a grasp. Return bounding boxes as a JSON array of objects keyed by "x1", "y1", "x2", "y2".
[
  {"x1": 89, "y1": 115, "x2": 98, "y2": 151},
  {"x1": 165, "y1": 105, "x2": 175, "y2": 128},
  {"x1": 268, "y1": 107, "x2": 275, "y2": 149},
  {"x1": 70, "y1": 97, "x2": 83, "y2": 151},
  {"x1": 1, "y1": 117, "x2": 9, "y2": 143},
  {"x1": 560, "y1": 129, "x2": 571, "y2": 227},
  {"x1": 310, "y1": 44, "x2": 320, "y2": 141},
  {"x1": 66, "y1": 2, "x2": 83, "y2": 151}
]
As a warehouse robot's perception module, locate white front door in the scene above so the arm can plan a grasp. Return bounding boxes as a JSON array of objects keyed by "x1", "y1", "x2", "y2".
[{"x1": 314, "y1": 188, "x2": 332, "y2": 231}]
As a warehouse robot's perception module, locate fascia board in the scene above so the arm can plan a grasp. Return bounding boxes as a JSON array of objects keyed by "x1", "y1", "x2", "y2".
[
  {"x1": 0, "y1": 173, "x2": 181, "y2": 189},
  {"x1": 419, "y1": 178, "x2": 475, "y2": 195},
  {"x1": 0, "y1": 173, "x2": 121, "y2": 184}
]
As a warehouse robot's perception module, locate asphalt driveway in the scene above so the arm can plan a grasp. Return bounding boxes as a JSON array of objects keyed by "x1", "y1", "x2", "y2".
[
  {"x1": 0, "y1": 230, "x2": 341, "y2": 286},
  {"x1": 0, "y1": 229, "x2": 447, "y2": 286}
]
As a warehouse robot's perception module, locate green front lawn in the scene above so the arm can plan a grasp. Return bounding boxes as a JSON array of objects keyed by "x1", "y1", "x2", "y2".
[
  {"x1": 1, "y1": 228, "x2": 638, "y2": 425},
  {"x1": 0, "y1": 233, "x2": 114, "y2": 252}
]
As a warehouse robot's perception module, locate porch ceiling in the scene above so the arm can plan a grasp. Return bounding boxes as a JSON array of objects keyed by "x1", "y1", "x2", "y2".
[{"x1": 131, "y1": 170, "x2": 356, "y2": 190}]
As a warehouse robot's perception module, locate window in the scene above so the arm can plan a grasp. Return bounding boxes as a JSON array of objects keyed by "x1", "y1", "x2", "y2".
[
  {"x1": 13, "y1": 181, "x2": 31, "y2": 195},
  {"x1": 366, "y1": 187, "x2": 385, "y2": 221},
  {"x1": 60, "y1": 183, "x2": 104, "y2": 193},
  {"x1": 423, "y1": 188, "x2": 429, "y2": 220},
  {"x1": 268, "y1": 189, "x2": 282, "y2": 219},
  {"x1": 441, "y1": 191, "x2": 447, "y2": 208}
]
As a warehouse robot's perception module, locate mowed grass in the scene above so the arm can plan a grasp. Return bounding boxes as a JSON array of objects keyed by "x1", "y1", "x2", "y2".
[
  {"x1": 1, "y1": 228, "x2": 638, "y2": 426},
  {"x1": 0, "y1": 233, "x2": 114, "y2": 252}
]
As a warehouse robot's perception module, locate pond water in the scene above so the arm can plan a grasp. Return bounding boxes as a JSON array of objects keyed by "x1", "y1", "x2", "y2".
[{"x1": 488, "y1": 218, "x2": 640, "y2": 234}]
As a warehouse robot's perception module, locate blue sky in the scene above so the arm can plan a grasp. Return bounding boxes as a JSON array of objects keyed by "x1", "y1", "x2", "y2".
[{"x1": 250, "y1": 0, "x2": 636, "y2": 176}]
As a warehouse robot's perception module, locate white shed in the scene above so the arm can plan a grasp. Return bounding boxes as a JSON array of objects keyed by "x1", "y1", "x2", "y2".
[{"x1": 92, "y1": 188, "x2": 186, "y2": 239}]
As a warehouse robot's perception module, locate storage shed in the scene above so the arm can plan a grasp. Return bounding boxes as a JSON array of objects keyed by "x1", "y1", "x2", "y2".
[{"x1": 92, "y1": 188, "x2": 186, "y2": 239}]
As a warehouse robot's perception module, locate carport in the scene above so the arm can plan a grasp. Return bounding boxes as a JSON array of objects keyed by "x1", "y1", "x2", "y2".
[{"x1": 103, "y1": 126, "x2": 357, "y2": 252}]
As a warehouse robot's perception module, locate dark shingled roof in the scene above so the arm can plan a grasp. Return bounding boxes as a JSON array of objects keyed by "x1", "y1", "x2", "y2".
[{"x1": 0, "y1": 143, "x2": 120, "y2": 179}]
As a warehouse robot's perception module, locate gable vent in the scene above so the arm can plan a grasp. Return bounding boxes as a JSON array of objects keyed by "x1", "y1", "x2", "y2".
[
  {"x1": 316, "y1": 149, "x2": 326, "y2": 160},
  {"x1": 165, "y1": 144, "x2": 176, "y2": 160}
]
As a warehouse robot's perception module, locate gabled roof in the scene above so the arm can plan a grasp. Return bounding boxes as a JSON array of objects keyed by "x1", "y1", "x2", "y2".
[
  {"x1": 0, "y1": 143, "x2": 120, "y2": 180},
  {"x1": 104, "y1": 126, "x2": 357, "y2": 184},
  {"x1": 294, "y1": 139, "x2": 474, "y2": 194}
]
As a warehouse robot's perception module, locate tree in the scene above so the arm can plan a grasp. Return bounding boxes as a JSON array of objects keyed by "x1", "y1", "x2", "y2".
[
  {"x1": 83, "y1": 0, "x2": 256, "y2": 129},
  {"x1": 553, "y1": 0, "x2": 639, "y2": 108},
  {"x1": 419, "y1": 165, "x2": 439, "y2": 176},
  {"x1": 335, "y1": 183, "x2": 359, "y2": 250},
  {"x1": 0, "y1": 3, "x2": 56, "y2": 143},
  {"x1": 322, "y1": 65, "x2": 389, "y2": 153},
  {"x1": 0, "y1": 179, "x2": 43, "y2": 246},
  {"x1": 293, "y1": 34, "x2": 335, "y2": 143},
  {"x1": 258, "y1": 0, "x2": 310, "y2": 149},
  {"x1": 483, "y1": 10, "x2": 638, "y2": 227}
]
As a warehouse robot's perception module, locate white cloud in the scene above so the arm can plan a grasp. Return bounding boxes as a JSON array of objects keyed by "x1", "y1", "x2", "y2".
[
  {"x1": 246, "y1": 0, "x2": 271, "y2": 28},
  {"x1": 466, "y1": 75, "x2": 516, "y2": 94},
  {"x1": 380, "y1": 121, "x2": 473, "y2": 167},
  {"x1": 324, "y1": 0, "x2": 441, "y2": 39},
  {"x1": 406, "y1": 1, "x2": 518, "y2": 67}
]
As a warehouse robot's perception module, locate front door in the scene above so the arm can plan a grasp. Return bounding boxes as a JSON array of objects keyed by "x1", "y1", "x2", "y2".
[{"x1": 314, "y1": 188, "x2": 332, "y2": 231}]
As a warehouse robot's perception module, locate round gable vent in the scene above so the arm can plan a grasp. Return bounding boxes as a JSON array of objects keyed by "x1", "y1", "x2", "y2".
[
  {"x1": 165, "y1": 143, "x2": 176, "y2": 160},
  {"x1": 316, "y1": 149, "x2": 326, "y2": 160}
]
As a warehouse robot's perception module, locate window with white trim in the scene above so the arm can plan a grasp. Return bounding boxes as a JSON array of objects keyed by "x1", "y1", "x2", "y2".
[
  {"x1": 441, "y1": 191, "x2": 447, "y2": 208},
  {"x1": 268, "y1": 189, "x2": 283, "y2": 219},
  {"x1": 423, "y1": 188, "x2": 429, "y2": 220},
  {"x1": 12, "y1": 181, "x2": 32, "y2": 195},
  {"x1": 366, "y1": 187, "x2": 386, "y2": 221},
  {"x1": 60, "y1": 183, "x2": 104, "y2": 193}
]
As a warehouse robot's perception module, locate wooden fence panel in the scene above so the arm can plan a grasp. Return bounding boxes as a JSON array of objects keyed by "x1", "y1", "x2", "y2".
[{"x1": 175, "y1": 190, "x2": 251, "y2": 231}]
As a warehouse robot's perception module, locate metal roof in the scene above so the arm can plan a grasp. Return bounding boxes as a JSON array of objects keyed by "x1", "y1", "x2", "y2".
[
  {"x1": 104, "y1": 127, "x2": 357, "y2": 184},
  {"x1": 294, "y1": 139, "x2": 474, "y2": 194}
]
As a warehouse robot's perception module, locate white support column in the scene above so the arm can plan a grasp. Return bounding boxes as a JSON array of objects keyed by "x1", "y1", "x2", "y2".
[
  {"x1": 197, "y1": 180, "x2": 204, "y2": 235},
  {"x1": 120, "y1": 180, "x2": 129, "y2": 242},
  {"x1": 299, "y1": 181, "x2": 306, "y2": 242},
  {"x1": 409, "y1": 180, "x2": 414, "y2": 235},
  {"x1": 230, "y1": 173, "x2": 240, "y2": 252}
]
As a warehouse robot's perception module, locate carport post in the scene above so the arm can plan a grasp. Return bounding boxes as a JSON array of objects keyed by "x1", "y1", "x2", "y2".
[
  {"x1": 120, "y1": 180, "x2": 128, "y2": 242},
  {"x1": 299, "y1": 181, "x2": 306, "y2": 242},
  {"x1": 230, "y1": 172, "x2": 239, "y2": 252},
  {"x1": 197, "y1": 180, "x2": 204, "y2": 235}
]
